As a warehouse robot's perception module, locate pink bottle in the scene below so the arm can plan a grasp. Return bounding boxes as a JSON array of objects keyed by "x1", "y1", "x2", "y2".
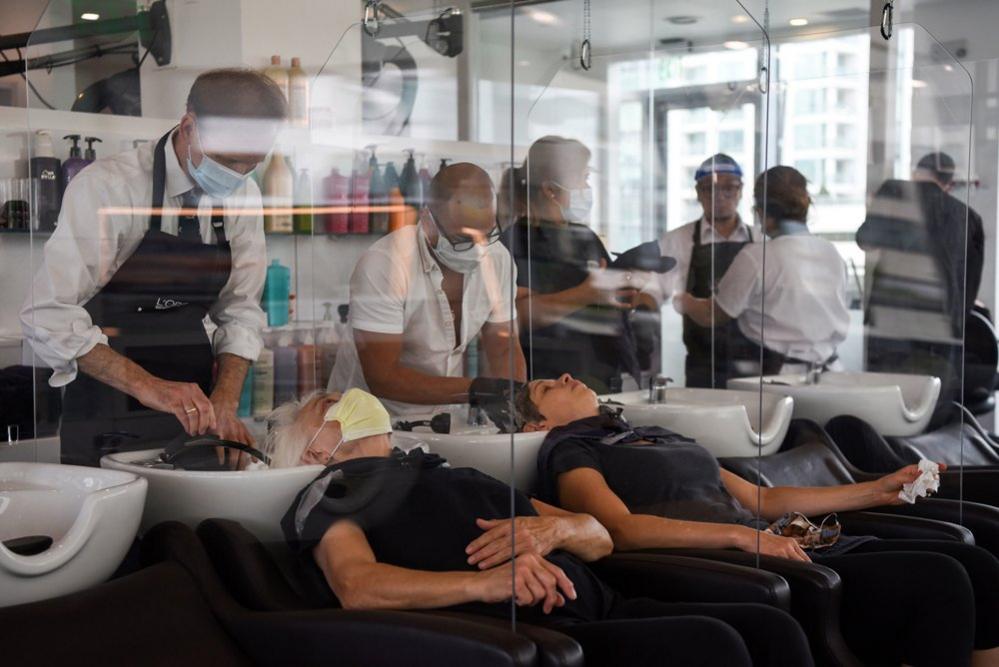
[
  {"x1": 326, "y1": 168, "x2": 350, "y2": 234},
  {"x1": 350, "y1": 168, "x2": 370, "y2": 234}
]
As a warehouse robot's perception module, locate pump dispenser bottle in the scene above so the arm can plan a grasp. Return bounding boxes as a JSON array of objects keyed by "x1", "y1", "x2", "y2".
[
  {"x1": 61, "y1": 135, "x2": 88, "y2": 191},
  {"x1": 83, "y1": 136, "x2": 102, "y2": 163}
]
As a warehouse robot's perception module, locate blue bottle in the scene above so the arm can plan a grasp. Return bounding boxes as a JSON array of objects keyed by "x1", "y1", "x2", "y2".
[{"x1": 262, "y1": 259, "x2": 290, "y2": 327}]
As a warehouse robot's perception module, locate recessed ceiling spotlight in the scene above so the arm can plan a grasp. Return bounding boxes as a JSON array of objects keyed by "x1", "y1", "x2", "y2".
[
  {"x1": 80, "y1": 12, "x2": 100, "y2": 21},
  {"x1": 911, "y1": 79, "x2": 928, "y2": 88},
  {"x1": 731, "y1": 15, "x2": 749, "y2": 24},
  {"x1": 724, "y1": 41, "x2": 749, "y2": 50},
  {"x1": 667, "y1": 15, "x2": 699, "y2": 25},
  {"x1": 789, "y1": 18, "x2": 809, "y2": 26}
]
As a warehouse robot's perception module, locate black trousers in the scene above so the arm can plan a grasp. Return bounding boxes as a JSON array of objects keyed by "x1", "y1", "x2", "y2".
[
  {"x1": 559, "y1": 597, "x2": 813, "y2": 667},
  {"x1": 814, "y1": 539, "x2": 999, "y2": 666}
]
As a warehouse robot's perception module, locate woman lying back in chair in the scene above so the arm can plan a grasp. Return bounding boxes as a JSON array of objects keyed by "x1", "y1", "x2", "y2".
[
  {"x1": 517, "y1": 373, "x2": 999, "y2": 667},
  {"x1": 268, "y1": 388, "x2": 814, "y2": 667}
]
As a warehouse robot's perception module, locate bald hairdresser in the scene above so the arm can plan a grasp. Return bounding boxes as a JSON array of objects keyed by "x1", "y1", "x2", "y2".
[{"x1": 330, "y1": 163, "x2": 526, "y2": 428}]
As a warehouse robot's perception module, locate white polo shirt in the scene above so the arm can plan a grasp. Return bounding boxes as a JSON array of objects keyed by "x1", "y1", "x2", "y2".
[
  {"x1": 329, "y1": 224, "x2": 516, "y2": 417},
  {"x1": 645, "y1": 217, "x2": 761, "y2": 304},
  {"x1": 714, "y1": 232, "x2": 849, "y2": 364}
]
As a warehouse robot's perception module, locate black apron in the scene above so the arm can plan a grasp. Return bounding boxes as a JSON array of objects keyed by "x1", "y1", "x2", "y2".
[
  {"x1": 60, "y1": 131, "x2": 233, "y2": 466},
  {"x1": 682, "y1": 219, "x2": 754, "y2": 388}
]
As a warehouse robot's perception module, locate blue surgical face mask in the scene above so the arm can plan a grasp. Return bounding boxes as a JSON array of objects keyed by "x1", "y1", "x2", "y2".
[
  {"x1": 186, "y1": 129, "x2": 251, "y2": 199},
  {"x1": 551, "y1": 181, "x2": 593, "y2": 223}
]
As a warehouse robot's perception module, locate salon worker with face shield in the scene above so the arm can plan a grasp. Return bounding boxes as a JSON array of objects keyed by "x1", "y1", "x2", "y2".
[
  {"x1": 329, "y1": 163, "x2": 527, "y2": 428},
  {"x1": 20, "y1": 69, "x2": 286, "y2": 466},
  {"x1": 500, "y1": 136, "x2": 644, "y2": 395},
  {"x1": 644, "y1": 154, "x2": 761, "y2": 388}
]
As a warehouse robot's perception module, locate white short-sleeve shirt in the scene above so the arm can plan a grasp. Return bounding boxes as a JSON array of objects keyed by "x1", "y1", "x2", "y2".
[
  {"x1": 645, "y1": 217, "x2": 761, "y2": 304},
  {"x1": 714, "y1": 232, "x2": 849, "y2": 363},
  {"x1": 329, "y1": 225, "x2": 516, "y2": 417}
]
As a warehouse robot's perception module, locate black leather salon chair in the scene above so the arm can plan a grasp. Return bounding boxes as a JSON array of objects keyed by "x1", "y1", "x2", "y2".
[
  {"x1": 195, "y1": 518, "x2": 798, "y2": 667},
  {"x1": 0, "y1": 522, "x2": 537, "y2": 667},
  {"x1": 719, "y1": 419, "x2": 999, "y2": 558},
  {"x1": 825, "y1": 411, "x2": 999, "y2": 513}
]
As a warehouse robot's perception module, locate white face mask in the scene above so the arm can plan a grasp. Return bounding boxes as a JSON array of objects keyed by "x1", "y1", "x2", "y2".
[
  {"x1": 423, "y1": 210, "x2": 487, "y2": 274},
  {"x1": 433, "y1": 235, "x2": 487, "y2": 274},
  {"x1": 552, "y1": 181, "x2": 593, "y2": 223}
]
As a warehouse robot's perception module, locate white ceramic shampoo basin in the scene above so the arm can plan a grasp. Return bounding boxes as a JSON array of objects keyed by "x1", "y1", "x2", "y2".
[
  {"x1": 101, "y1": 450, "x2": 322, "y2": 544},
  {"x1": 392, "y1": 420, "x2": 545, "y2": 492},
  {"x1": 727, "y1": 372, "x2": 941, "y2": 437},
  {"x1": 603, "y1": 388, "x2": 794, "y2": 458},
  {"x1": 0, "y1": 463, "x2": 146, "y2": 608}
]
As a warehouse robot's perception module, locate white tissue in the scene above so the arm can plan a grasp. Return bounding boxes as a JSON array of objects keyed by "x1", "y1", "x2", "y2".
[{"x1": 898, "y1": 460, "x2": 940, "y2": 504}]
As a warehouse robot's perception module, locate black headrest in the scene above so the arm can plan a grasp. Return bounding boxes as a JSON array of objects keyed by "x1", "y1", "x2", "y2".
[{"x1": 721, "y1": 442, "x2": 856, "y2": 488}]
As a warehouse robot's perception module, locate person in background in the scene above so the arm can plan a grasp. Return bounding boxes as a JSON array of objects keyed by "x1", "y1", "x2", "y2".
[
  {"x1": 276, "y1": 388, "x2": 814, "y2": 667},
  {"x1": 858, "y1": 152, "x2": 986, "y2": 425},
  {"x1": 518, "y1": 373, "x2": 999, "y2": 667},
  {"x1": 500, "y1": 136, "x2": 646, "y2": 394},
  {"x1": 329, "y1": 163, "x2": 526, "y2": 428},
  {"x1": 20, "y1": 69, "x2": 285, "y2": 466},
  {"x1": 912, "y1": 151, "x2": 985, "y2": 314},
  {"x1": 644, "y1": 153, "x2": 760, "y2": 388},
  {"x1": 674, "y1": 166, "x2": 848, "y2": 376}
]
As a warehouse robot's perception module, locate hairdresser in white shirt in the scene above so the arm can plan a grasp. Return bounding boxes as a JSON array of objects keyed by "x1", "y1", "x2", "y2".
[
  {"x1": 673, "y1": 166, "x2": 849, "y2": 377},
  {"x1": 20, "y1": 68, "x2": 285, "y2": 466},
  {"x1": 330, "y1": 163, "x2": 527, "y2": 429}
]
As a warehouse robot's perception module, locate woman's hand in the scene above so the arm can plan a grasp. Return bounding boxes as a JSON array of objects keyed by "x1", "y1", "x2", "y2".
[
  {"x1": 466, "y1": 516, "x2": 564, "y2": 569},
  {"x1": 875, "y1": 463, "x2": 946, "y2": 506},
  {"x1": 736, "y1": 526, "x2": 811, "y2": 562},
  {"x1": 475, "y1": 552, "x2": 577, "y2": 614}
]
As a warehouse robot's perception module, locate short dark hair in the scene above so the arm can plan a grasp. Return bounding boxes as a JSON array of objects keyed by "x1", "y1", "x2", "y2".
[
  {"x1": 753, "y1": 165, "x2": 811, "y2": 223},
  {"x1": 513, "y1": 383, "x2": 545, "y2": 428},
  {"x1": 916, "y1": 152, "x2": 956, "y2": 185},
  {"x1": 186, "y1": 68, "x2": 287, "y2": 121}
]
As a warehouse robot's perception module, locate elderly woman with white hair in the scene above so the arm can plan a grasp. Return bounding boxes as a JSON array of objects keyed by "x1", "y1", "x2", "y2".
[{"x1": 271, "y1": 388, "x2": 813, "y2": 667}]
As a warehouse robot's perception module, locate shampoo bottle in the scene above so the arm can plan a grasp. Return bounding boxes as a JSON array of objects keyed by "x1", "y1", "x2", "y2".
[
  {"x1": 252, "y1": 346, "x2": 275, "y2": 417},
  {"x1": 293, "y1": 167, "x2": 314, "y2": 234},
  {"x1": 288, "y1": 57, "x2": 310, "y2": 127},
  {"x1": 262, "y1": 259, "x2": 291, "y2": 327},
  {"x1": 30, "y1": 131, "x2": 61, "y2": 231},
  {"x1": 326, "y1": 167, "x2": 350, "y2": 234},
  {"x1": 367, "y1": 149, "x2": 388, "y2": 234},
  {"x1": 263, "y1": 55, "x2": 289, "y2": 101},
  {"x1": 263, "y1": 153, "x2": 294, "y2": 233},
  {"x1": 83, "y1": 136, "x2": 102, "y2": 163},
  {"x1": 350, "y1": 151, "x2": 370, "y2": 234},
  {"x1": 61, "y1": 135, "x2": 88, "y2": 191}
]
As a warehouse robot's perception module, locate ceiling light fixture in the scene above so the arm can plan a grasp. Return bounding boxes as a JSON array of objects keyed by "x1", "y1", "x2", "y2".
[
  {"x1": 911, "y1": 79, "x2": 928, "y2": 88},
  {"x1": 724, "y1": 41, "x2": 749, "y2": 50},
  {"x1": 667, "y1": 15, "x2": 698, "y2": 25},
  {"x1": 789, "y1": 18, "x2": 808, "y2": 26},
  {"x1": 528, "y1": 9, "x2": 559, "y2": 25},
  {"x1": 80, "y1": 12, "x2": 100, "y2": 21},
  {"x1": 731, "y1": 15, "x2": 749, "y2": 24}
]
